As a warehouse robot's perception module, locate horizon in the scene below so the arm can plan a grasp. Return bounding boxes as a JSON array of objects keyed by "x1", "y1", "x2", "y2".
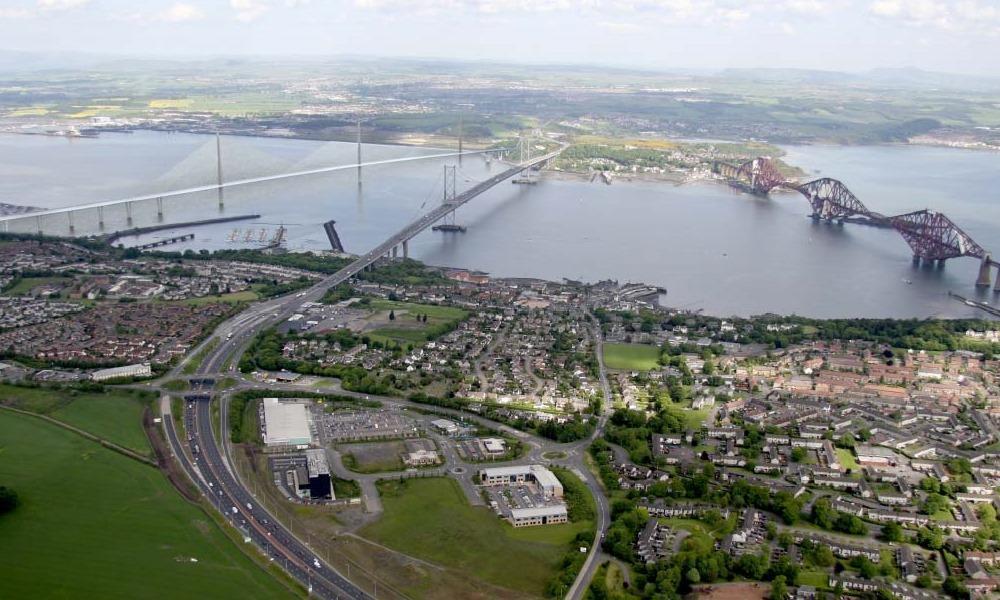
[{"x1": 0, "y1": 0, "x2": 999, "y2": 76}]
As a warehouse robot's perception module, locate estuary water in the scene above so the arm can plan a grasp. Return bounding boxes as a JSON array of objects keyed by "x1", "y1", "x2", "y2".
[{"x1": 1, "y1": 131, "x2": 998, "y2": 319}]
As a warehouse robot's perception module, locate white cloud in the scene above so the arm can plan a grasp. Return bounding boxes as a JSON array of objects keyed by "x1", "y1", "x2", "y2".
[
  {"x1": 231, "y1": 0, "x2": 269, "y2": 21},
  {"x1": 37, "y1": 0, "x2": 90, "y2": 10},
  {"x1": 784, "y1": 0, "x2": 834, "y2": 14},
  {"x1": 597, "y1": 20, "x2": 643, "y2": 33},
  {"x1": 157, "y1": 2, "x2": 205, "y2": 22},
  {"x1": 868, "y1": 0, "x2": 1000, "y2": 33},
  {"x1": 0, "y1": 8, "x2": 33, "y2": 18}
]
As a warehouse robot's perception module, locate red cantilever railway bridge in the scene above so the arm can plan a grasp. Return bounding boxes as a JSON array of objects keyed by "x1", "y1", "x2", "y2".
[{"x1": 714, "y1": 157, "x2": 999, "y2": 290}]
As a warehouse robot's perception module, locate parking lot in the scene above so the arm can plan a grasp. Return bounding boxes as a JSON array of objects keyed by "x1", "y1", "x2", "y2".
[{"x1": 318, "y1": 408, "x2": 419, "y2": 443}]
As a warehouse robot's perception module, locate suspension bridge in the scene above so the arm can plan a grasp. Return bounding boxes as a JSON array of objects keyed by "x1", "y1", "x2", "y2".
[{"x1": 715, "y1": 157, "x2": 1000, "y2": 290}]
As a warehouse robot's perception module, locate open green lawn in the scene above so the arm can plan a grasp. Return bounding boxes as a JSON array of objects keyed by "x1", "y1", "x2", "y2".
[
  {"x1": 366, "y1": 300, "x2": 467, "y2": 346},
  {"x1": 677, "y1": 406, "x2": 712, "y2": 429},
  {"x1": 181, "y1": 290, "x2": 259, "y2": 305},
  {"x1": 1, "y1": 276, "x2": 72, "y2": 296},
  {"x1": 603, "y1": 343, "x2": 660, "y2": 371},
  {"x1": 836, "y1": 448, "x2": 859, "y2": 472},
  {"x1": 362, "y1": 477, "x2": 590, "y2": 596},
  {"x1": 0, "y1": 410, "x2": 295, "y2": 600},
  {"x1": 0, "y1": 383, "x2": 153, "y2": 455},
  {"x1": 798, "y1": 569, "x2": 830, "y2": 589}
]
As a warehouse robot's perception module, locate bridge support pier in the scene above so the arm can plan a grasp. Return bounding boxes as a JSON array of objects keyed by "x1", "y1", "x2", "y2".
[
  {"x1": 126, "y1": 201, "x2": 133, "y2": 226},
  {"x1": 392, "y1": 246, "x2": 398, "y2": 259},
  {"x1": 156, "y1": 197, "x2": 164, "y2": 221},
  {"x1": 994, "y1": 266, "x2": 1000, "y2": 292},
  {"x1": 936, "y1": 259, "x2": 946, "y2": 269},
  {"x1": 912, "y1": 255, "x2": 921, "y2": 266},
  {"x1": 977, "y1": 255, "x2": 993, "y2": 288},
  {"x1": 402, "y1": 240, "x2": 409, "y2": 259},
  {"x1": 67, "y1": 211, "x2": 74, "y2": 235},
  {"x1": 97, "y1": 206, "x2": 105, "y2": 230},
  {"x1": 35, "y1": 215, "x2": 42, "y2": 236}
]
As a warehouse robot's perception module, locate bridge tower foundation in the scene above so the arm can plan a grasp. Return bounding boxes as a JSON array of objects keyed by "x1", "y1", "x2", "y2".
[
  {"x1": 977, "y1": 255, "x2": 993, "y2": 288},
  {"x1": 402, "y1": 240, "x2": 409, "y2": 259}
]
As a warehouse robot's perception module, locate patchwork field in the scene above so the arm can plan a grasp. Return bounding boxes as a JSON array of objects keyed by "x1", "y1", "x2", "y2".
[
  {"x1": 603, "y1": 343, "x2": 661, "y2": 371},
  {"x1": 362, "y1": 477, "x2": 591, "y2": 598},
  {"x1": 0, "y1": 410, "x2": 295, "y2": 599}
]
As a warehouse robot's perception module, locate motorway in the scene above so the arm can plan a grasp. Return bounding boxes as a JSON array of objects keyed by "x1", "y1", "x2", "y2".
[
  {"x1": 163, "y1": 391, "x2": 366, "y2": 599},
  {"x1": 156, "y1": 147, "x2": 620, "y2": 600}
]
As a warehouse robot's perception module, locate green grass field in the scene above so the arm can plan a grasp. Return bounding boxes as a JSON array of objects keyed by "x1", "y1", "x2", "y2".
[
  {"x1": 1, "y1": 276, "x2": 72, "y2": 296},
  {"x1": 603, "y1": 343, "x2": 661, "y2": 371},
  {"x1": 362, "y1": 477, "x2": 590, "y2": 596},
  {"x1": 836, "y1": 448, "x2": 859, "y2": 472},
  {"x1": 798, "y1": 569, "x2": 830, "y2": 589},
  {"x1": 0, "y1": 383, "x2": 152, "y2": 455},
  {"x1": 366, "y1": 300, "x2": 467, "y2": 346},
  {"x1": 181, "y1": 290, "x2": 259, "y2": 305},
  {"x1": 0, "y1": 410, "x2": 295, "y2": 599}
]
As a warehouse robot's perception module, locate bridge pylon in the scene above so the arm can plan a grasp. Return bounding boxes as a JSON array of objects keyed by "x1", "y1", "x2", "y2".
[
  {"x1": 433, "y1": 165, "x2": 466, "y2": 233},
  {"x1": 977, "y1": 255, "x2": 994, "y2": 288}
]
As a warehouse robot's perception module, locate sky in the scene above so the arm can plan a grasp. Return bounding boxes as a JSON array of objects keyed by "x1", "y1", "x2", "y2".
[{"x1": 1, "y1": 0, "x2": 999, "y2": 75}]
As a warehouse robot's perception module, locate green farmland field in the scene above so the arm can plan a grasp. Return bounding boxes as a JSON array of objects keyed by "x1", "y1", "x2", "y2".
[
  {"x1": 0, "y1": 410, "x2": 295, "y2": 600},
  {"x1": 603, "y1": 343, "x2": 661, "y2": 371},
  {"x1": 0, "y1": 383, "x2": 152, "y2": 455}
]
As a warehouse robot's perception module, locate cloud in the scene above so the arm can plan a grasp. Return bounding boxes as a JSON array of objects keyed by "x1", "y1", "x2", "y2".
[
  {"x1": 37, "y1": 0, "x2": 90, "y2": 10},
  {"x1": 0, "y1": 7, "x2": 33, "y2": 18},
  {"x1": 784, "y1": 0, "x2": 834, "y2": 14},
  {"x1": 231, "y1": 0, "x2": 269, "y2": 21},
  {"x1": 156, "y1": 2, "x2": 205, "y2": 22},
  {"x1": 598, "y1": 20, "x2": 643, "y2": 33},
  {"x1": 868, "y1": 0, "x2": 1000, "y2": 33}
]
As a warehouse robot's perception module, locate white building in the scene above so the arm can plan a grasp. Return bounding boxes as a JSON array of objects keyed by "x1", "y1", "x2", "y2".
[
  {"x1": 509, "y1": 505, "x2": 568, "y2": 527},
  {"x1": 480, "y1": 464, "x2": 564, "y2": 499},
  {"x1": 91, "y1": 363, "x2": 152, "y2": 382},
  {"x1": 482, "y1": 438, "x2": 507, "y2": 454},
  {"x1": 431, "y1": 418, "x2": 459, "y2": 435}
]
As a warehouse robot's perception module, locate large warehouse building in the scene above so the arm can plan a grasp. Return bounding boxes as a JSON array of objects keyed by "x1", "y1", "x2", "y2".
[{"x1": 261, "y1": 398, "x2": 312, "y2": 450}]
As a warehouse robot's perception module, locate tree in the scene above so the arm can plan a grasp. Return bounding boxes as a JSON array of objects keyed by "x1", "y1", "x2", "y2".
[
  {"x1": 0, "y1": 486, "x2": 18, "y2": 514},
  {"x1": 791, "y1": 447, "x2": 807, "y2": 463},
  {"x1": 771, "y1": 575, "x2": 787, "y2": 600},
  {"x1": 881, "y1": 522, "x2": 904, "y2": 543},
  {"x1": 916, "y1": 527, "x2": 944, "y2": 550},
  {"x1": 389, "y1": 310, "x2": 396, "y2": 321},
  {"x1": 943, "y1": 576, "x2": 969, "y2": 599},
  {"x1": 686, "y1": 568, "x2": 701, "y2": 584}
]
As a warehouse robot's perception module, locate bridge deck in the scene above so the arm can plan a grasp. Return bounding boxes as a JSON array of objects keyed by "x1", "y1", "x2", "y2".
[
  {"x1": 318, "y1": 150, "x2": 562, "y2": 287},
  {"x1": 0, "y1": 148, "x2": 496, "y2": 223}
]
